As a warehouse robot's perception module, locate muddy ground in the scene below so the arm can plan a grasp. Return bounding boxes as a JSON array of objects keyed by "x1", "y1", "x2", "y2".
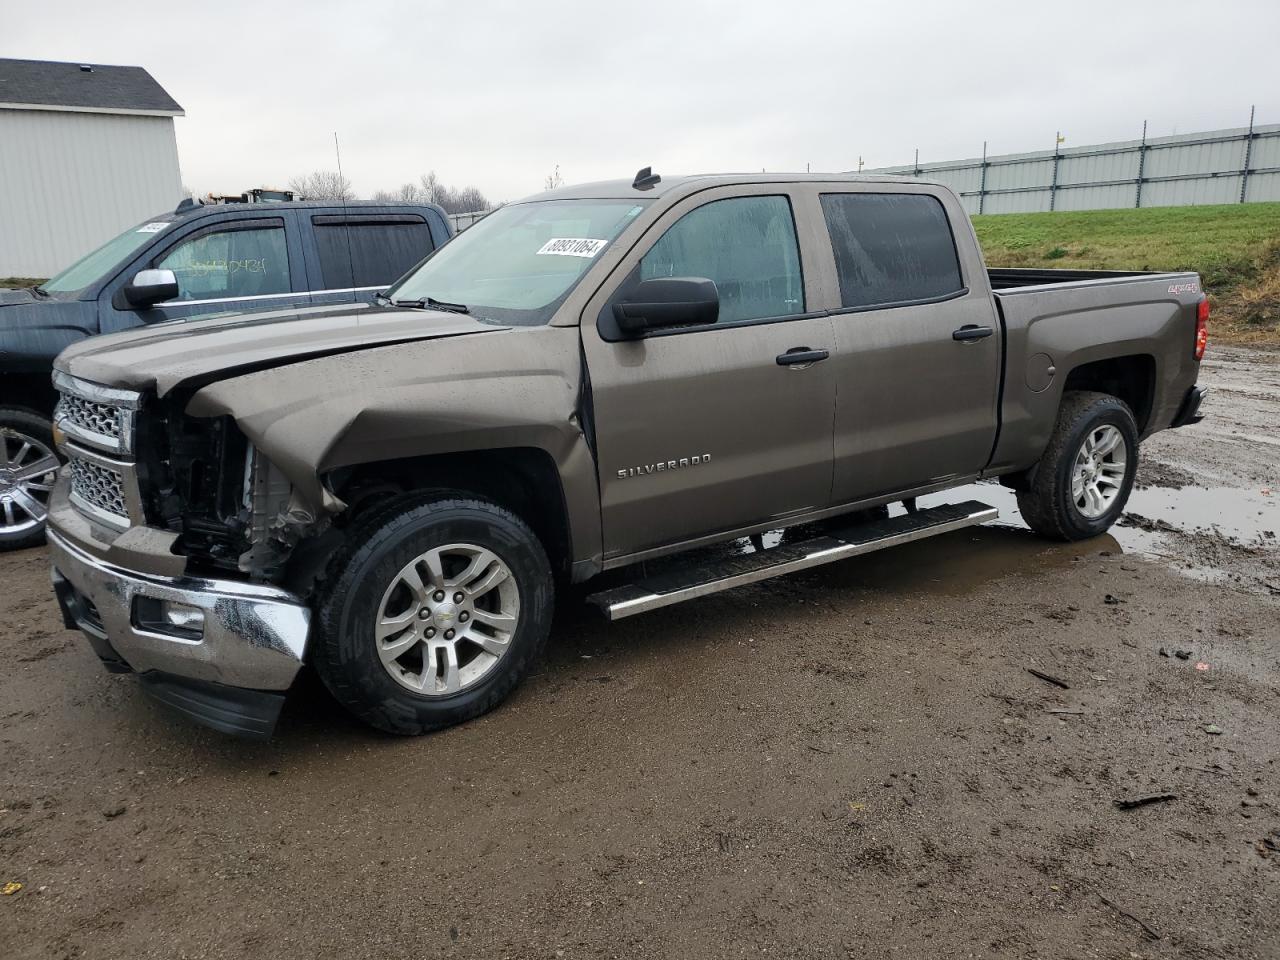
[{"x1": 3, "y1": 347, "x2": 1278, "y2": 960}]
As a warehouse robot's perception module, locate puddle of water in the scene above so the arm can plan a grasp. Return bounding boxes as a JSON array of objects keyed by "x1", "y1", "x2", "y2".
[{"x1": 919, "y1": 478, "x2": 1278, "y2": 582}]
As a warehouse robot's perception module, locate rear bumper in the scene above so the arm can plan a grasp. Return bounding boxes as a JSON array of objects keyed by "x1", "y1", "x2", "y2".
[
  {"x1": 48, "y1": 525, "x2": 310, "y2": 738},
  {"x1": 1169, "y1": 385, "x2": 1208, "y2": 428}
]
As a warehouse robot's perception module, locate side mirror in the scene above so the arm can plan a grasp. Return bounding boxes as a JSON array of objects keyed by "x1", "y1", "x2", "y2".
[
  {"x1": 123, "y1": 268, "x2": 179, "y2": 307},
  {"x1": 613, "y1": 277, "x2": 718, "y2": 335}
]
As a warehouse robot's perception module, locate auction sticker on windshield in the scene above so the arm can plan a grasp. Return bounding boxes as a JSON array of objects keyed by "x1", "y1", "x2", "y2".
[
  {"x1": 136, "y1": 222, "x2": 168, "y2": 233},
  {"x1": 537, "y1": 238, "x2": 607, "y2": 257}
]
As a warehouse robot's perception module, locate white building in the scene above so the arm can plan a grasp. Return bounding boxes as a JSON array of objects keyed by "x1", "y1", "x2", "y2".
[{"x1": 0, "y1": 58, "x2": 184, "y2": 279}]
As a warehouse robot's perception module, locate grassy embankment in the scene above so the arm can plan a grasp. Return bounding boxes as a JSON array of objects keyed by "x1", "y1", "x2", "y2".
[
  {"x1": 973, "y1": 202, "x2": 1280, "y2": 345},
  {"x1": 0, "y1": 277, "x2": 46, "y2": 288}
]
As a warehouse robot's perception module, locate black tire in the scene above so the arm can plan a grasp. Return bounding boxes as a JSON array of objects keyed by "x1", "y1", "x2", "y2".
[
  {"x1": 311, "y1": 493, "x2": 554, "y2": 735},
  {"x1": 0, "y1": 407, "x2": 61, "y2": 552},
  {"x1": 1016, "y1": 391, "x2": 1139, "y2": 542}
]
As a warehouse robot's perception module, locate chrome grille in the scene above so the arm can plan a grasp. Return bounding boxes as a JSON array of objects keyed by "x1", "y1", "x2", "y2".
[
  {"x1": 68, "y1": 457, "x2": 130, "y2": 526},
  {"x1": 55, "y1": 393, "x2": 124, "y2": 444},
  {"x1": 52, "y1": 372, "x2": 140, "y2": 456}
]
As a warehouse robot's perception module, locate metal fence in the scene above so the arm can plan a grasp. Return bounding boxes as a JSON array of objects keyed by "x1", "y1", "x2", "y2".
[
  {"x1": 448, "y1": 209, "x2": 491, "y2": 232},
  {"x1": 865, "y1": 114, "x2": 1280, "y2": 215}
]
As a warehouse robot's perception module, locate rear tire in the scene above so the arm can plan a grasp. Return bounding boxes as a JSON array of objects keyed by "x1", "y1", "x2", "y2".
[
  {"x1": 1016, "y1": 391, "x2": 1139, "y2": 542},
  {"x1": 311, "y1": 493, "x2": 554, "y2": 735},
  {"x1": 0, "y1": 408, "x2": 61, "y2": 552}
]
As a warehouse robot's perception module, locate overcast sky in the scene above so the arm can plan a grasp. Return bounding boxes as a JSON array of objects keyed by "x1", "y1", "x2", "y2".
[{"x1": 6, "y1": 0, "x2": 1279, "y2": 203}]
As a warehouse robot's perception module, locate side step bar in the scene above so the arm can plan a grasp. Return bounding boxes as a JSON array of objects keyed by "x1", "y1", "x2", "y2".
[{"x1": 588, "y1": 500, "x2": 997, "y2": 621}]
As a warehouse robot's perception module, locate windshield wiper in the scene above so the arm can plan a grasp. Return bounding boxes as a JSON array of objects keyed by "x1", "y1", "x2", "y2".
[{"x1": 384, "y1": 295, "x2": 471, "y2": 315}]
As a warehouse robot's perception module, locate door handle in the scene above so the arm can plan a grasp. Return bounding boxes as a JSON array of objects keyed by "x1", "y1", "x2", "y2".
[
  {"x1": 776, "y1": 347, "x2": 830, "y2": 367},
  {"x1": 952, "y1": 325, "x2": 994, "y2": 342}
]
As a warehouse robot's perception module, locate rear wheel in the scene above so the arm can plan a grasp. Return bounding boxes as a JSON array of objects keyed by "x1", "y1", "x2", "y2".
[
  {"x1": 1016, "y1": 391, "x2": 1139, "y2": 542},
  {"x1": 0, "y1": 409, "x2": 61, "y2": 551},
  {"x1": 311, "y1": 494, "x2": 554, "y2": 734}
]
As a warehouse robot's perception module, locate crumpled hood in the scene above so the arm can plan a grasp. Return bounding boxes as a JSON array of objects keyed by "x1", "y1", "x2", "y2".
[{"x1": 54, "y1": 302, "x2": 510, "y2": 396}]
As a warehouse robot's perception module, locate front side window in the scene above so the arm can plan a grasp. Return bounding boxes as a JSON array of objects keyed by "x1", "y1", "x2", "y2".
[
  {"x1": 641, "y1": 196, "x2": 804, "y2": 324},
  {"x1": 820, "y1": 193, "x2": 963, "y2": 310},
  {"x1": 387, "y1": 200, "x2": 648, "y2": 325},
  {"x1": 156, "y1": 226, "x2": 290, "y2": 301}
]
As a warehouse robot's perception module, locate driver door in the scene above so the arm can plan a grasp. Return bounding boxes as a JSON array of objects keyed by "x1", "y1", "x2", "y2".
[
  {"x1": 102, "y1": 215, "x2": 310, "y2": 332},
  {"x1": 581, "y1": 186, "x2": 838, "y2": 562}
]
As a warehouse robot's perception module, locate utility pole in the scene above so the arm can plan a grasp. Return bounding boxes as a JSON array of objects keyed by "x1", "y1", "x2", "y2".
[
  {"x1": 979, "y1": 141, "x2": 988, "y2": 214},
  {"x1": 1135, "y1": 120, "x2": 1148, "y2": 208},
  {"x1": 1049, "y1": 131, "x2": 1064, "y2": 211},
  {"x1": 1240, "y1": 104, "x2": 1256, "y2": 203}
]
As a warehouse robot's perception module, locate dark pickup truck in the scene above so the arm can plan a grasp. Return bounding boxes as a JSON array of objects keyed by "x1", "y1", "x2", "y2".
[
  {"x1": 0, "y1": 198, "x2": 451, "y2": 547},
  {"x1": 45, "y1": 171, "x2": 1209, "y2": 738}
]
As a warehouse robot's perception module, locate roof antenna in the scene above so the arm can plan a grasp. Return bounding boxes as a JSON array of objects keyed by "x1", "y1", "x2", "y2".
[{"x1": 632, "y1": 166, "x2": 661, "y2": 190}]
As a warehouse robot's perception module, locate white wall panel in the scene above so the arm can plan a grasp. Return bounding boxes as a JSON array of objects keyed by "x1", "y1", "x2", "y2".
[{"x1": 0, "y1": 109, "x2": 183, "y2": 277}]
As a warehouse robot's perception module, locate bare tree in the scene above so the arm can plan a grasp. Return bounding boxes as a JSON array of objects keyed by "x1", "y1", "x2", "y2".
[
  {"x1": 544, "y1": 165, "x2": 564, "y2": 191},
  {"x1": 371, "y1": 183, "x2": 424, "y2": 203},
  {"x1": 369, "y1": 171, "x2": 490, "y2": 213},
  {"x1": 418, "y1": 171, "x2": 442, "y2": 205},
  {"x1": 288, "y1": 170, "x2": 357, "y2": 201}
]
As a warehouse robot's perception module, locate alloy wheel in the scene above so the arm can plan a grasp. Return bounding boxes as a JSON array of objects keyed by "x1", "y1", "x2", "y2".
[
  {"x1": 0, "y1": 429, "x2": 59, "y2": 538},
  {"x1": 1070, "y1": 424, "x2": 1127, "y2": 519},
  {"x1": 374, "y1": 543, "x2": 521, "y2": 696}
]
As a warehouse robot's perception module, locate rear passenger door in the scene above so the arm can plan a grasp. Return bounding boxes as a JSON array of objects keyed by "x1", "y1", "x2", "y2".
[
  {"x1": 306, "y1": 213, "x2": 438, "y2": 306},
  {"x1": 819, "y1": 188, "x2": 1001, "y2": 503}
]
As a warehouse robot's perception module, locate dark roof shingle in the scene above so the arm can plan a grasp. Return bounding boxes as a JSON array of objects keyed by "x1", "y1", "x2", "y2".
[{"x1": 0, "y1": 58, "x2": 183, "y2": 115}]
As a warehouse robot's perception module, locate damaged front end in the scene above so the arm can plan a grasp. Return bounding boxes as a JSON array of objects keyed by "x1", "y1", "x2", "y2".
[{"x1": 142, "y1": 395, "x2": 326, "y2": 582}]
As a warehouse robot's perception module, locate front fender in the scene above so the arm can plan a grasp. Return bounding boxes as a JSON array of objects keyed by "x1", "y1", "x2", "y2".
[{"x1": 186, "y1": 326, "x2": 603, "y2": 567}]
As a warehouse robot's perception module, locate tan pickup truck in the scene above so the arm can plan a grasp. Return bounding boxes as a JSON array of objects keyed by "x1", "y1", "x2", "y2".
[{"x1": 45, "y1": 170, "x2": 1208, "y2": 737}]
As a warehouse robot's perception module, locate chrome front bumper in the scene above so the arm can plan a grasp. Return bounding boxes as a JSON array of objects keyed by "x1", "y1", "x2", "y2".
[{"x1": 48, "y1": 527, "x2": 311, "y2": 692}]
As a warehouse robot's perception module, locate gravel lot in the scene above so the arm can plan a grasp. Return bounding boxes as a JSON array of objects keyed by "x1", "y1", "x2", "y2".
[{"x1": 3, "y1": 347, "x2": 1278, "y2": 959}]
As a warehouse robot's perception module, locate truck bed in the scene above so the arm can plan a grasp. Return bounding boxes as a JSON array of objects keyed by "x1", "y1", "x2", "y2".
[{"x1": 987, "y1": 267, "x2": 1163, "y2": 290}]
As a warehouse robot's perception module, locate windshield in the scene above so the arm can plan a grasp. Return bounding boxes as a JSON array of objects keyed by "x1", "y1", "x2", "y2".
[
  {"x1": 386, "y1": 199, "x2": 649, "y2": 325},
  {"x1": 40, "y1": 217, "x2": 173, "y2": 294}
]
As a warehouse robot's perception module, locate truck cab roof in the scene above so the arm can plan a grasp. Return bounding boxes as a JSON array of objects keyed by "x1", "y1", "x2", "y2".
[{"x1": 526, "y1": 171, "x2": 933, "y2": 203}]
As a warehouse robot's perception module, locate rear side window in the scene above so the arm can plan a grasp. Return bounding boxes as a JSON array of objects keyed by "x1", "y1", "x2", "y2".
[
  {"x1": 641, "y1": 195, "x2": 804, "y2": 324},
  {"x1": 820, "y1": 193, "x2": 963, "y2": 309},
  {"x1": 313, "y1": 216, "x2": 435, "y2": 288}
]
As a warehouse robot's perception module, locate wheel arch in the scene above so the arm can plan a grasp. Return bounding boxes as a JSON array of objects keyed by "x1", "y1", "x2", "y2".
[
  {"x1": 325, "y1": 446, "x2": 579, "y2": 582},
  {"x1": 0, "y1": 373, "x2": 58, "y2": 420},
  {"x1": 1060, "y1": 353, "x2": 1156, "y2": 434}
]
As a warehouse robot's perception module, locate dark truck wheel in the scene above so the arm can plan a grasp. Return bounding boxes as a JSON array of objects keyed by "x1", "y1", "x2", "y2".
[
  {"x1": 1017, "y1": 391, "x2": 1139, "y2": 542},
  {"x1": 0, "y1": 408, "x2": 61, "y2": 551},
  {"x1": 311, "y1": 494, "x2": 554, "y2": 735}
]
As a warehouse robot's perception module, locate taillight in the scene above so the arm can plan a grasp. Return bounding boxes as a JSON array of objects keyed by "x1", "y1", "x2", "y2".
[{"x1": 1194, "y1": 297, "x2": 1209, "y2": 361}]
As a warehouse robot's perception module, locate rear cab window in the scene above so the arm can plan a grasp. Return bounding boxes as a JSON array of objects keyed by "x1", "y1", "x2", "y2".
[
  {"x1": 820, "y1": 193, "x2": 964, "y2": 310},
  {"x1": 312, "y1": 215, "x2": 435, "y2": 289}
]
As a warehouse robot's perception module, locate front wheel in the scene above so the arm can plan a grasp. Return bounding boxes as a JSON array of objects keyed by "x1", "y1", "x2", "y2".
[
  {"x1": 0, "y1": 408, "x2": 61, "y2": 552},
  {"x1": 1016, "y1": 391, "x2": 1139, "y2": 542},
  {"x1": 311, "y1": 494, "x2": 554, "y2": 735}
]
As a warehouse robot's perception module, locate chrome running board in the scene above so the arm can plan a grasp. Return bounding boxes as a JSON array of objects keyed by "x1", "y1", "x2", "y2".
[{"x1": 588, "y1": 500, "x2": 998, "y2": 621}]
